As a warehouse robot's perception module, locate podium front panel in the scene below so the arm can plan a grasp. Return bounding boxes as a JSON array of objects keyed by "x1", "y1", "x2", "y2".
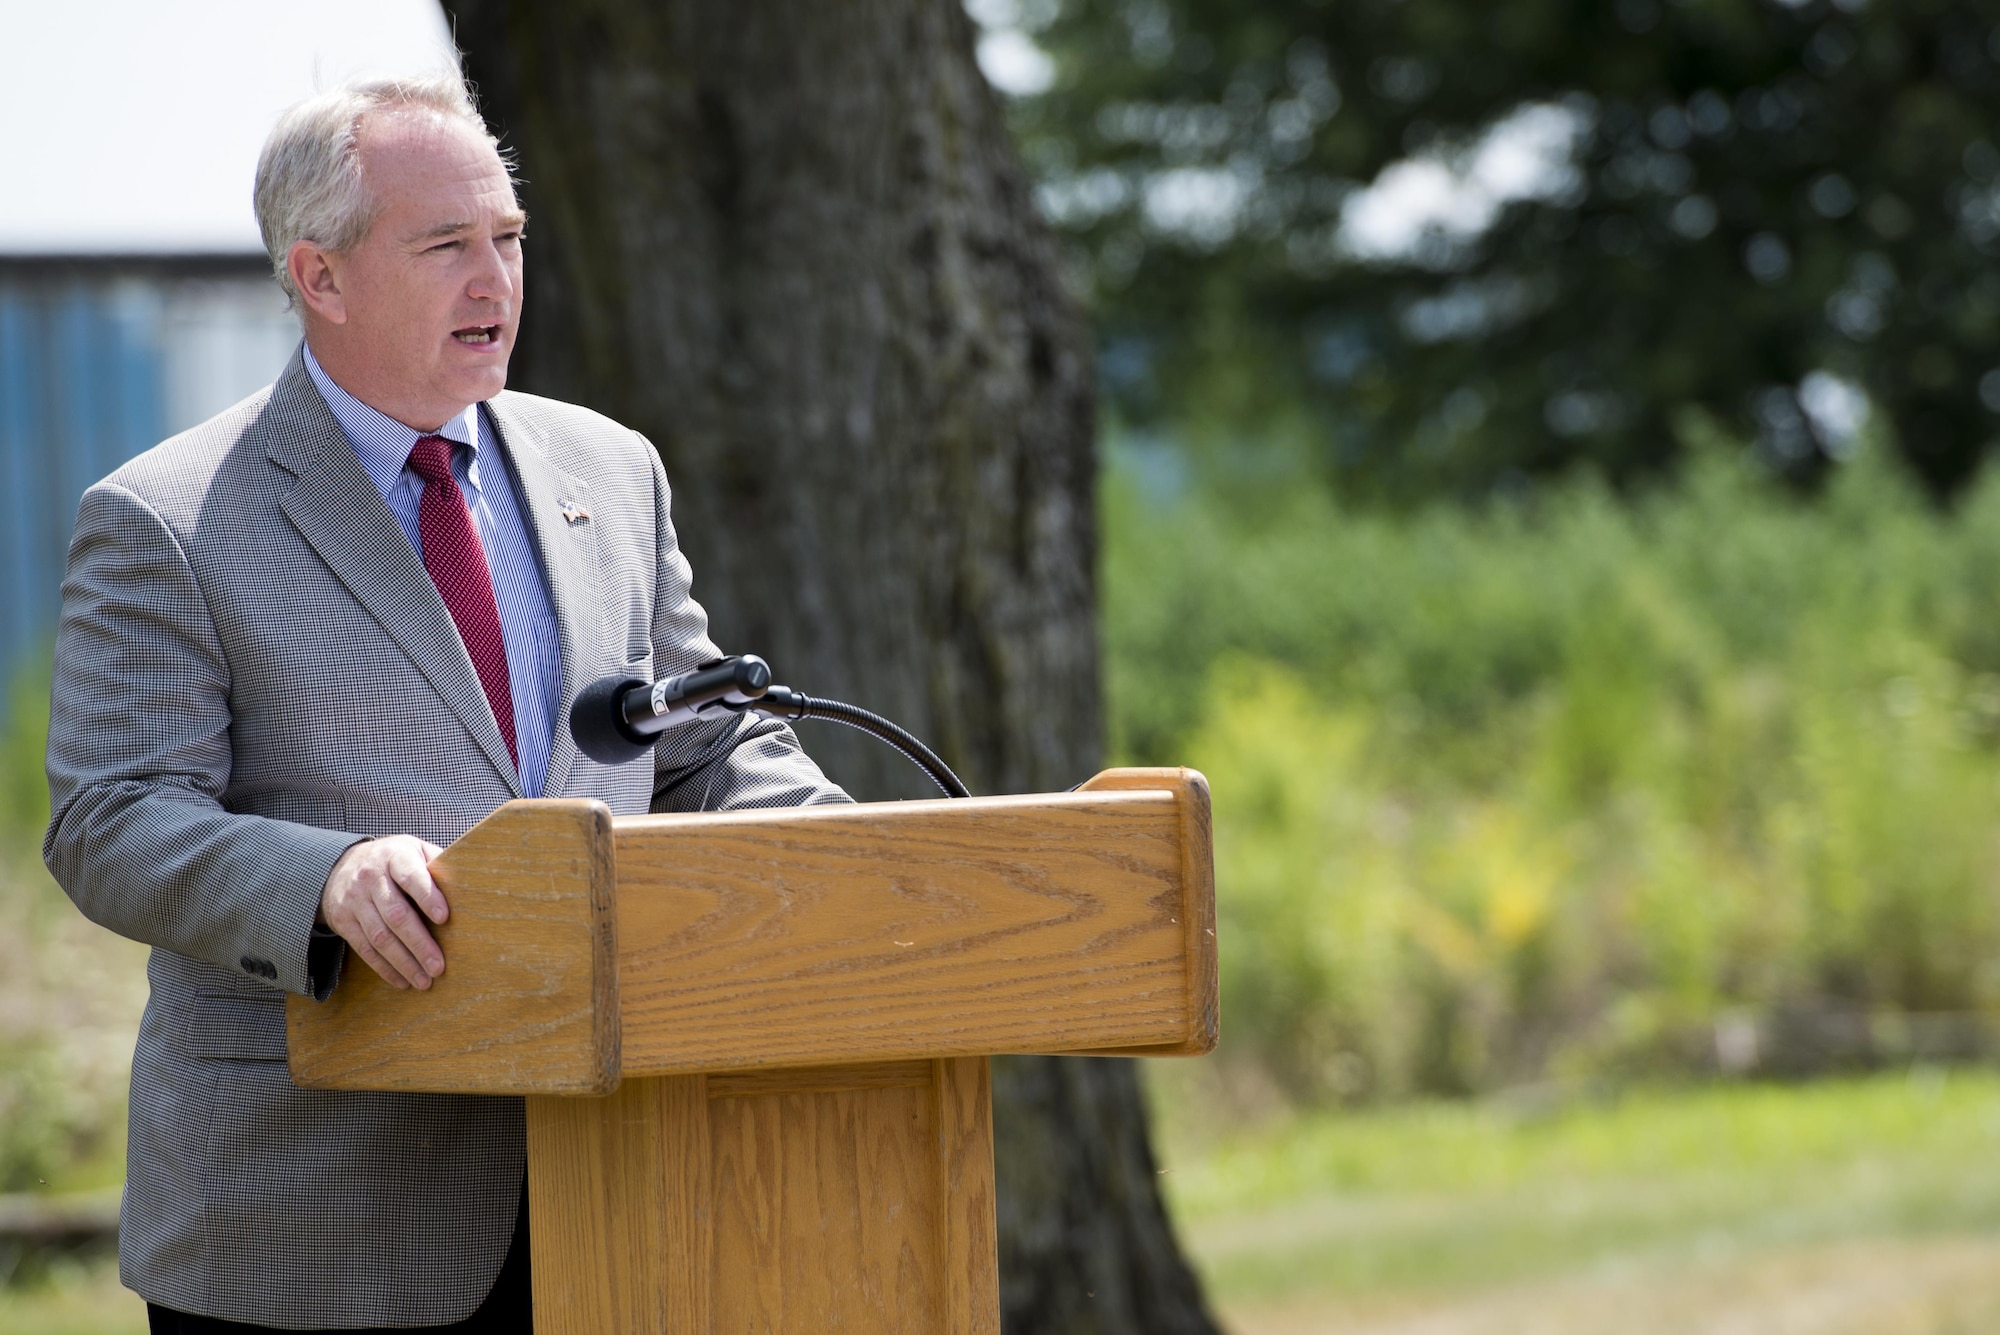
[
  {"x1": 612, "y1": 784, "x2": 1210, "y2": 1074},
  {"x1": 527, "y1": 1059, "x2": 998, "y2": 1335}
]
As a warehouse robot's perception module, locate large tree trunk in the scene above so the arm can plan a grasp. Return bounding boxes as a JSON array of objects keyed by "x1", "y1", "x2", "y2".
[{"x1": 446, "y1": 2, "x2": 1220, "y2": 1330}]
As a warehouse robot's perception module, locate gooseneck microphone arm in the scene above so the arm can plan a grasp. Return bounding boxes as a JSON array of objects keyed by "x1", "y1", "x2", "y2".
[
  {"x1": 568, "y1": 654, "x2": 971, "y2": 800},
  {"x1": 747, "y1": 687, "x2": 969, "y2": 799}
]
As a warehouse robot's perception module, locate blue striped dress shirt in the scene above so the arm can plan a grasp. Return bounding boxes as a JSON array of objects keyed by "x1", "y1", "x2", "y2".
[{"x1": 303, "y1": 343, "x2": 561, "y2": 797}]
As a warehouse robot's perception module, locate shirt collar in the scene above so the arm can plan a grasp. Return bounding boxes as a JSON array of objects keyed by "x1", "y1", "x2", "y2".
[{"x1": 303, "y1": 342, "x2": 484, "y2": 498}]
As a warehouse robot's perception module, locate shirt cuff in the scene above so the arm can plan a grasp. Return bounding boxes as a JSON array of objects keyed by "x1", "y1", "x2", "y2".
[{"x1": 307, "y1": 924, "x2": 348, "y2": 1002}]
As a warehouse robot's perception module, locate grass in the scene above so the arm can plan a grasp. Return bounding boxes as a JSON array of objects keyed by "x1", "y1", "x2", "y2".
[
  {"x1": 1150, "y1": 1065, "x2": 2000, "y2": 1332},
  {"x1": 13, "y1": 1068, "x2": 2000, "y2": 1334},
  {"x1": 0, "y1": 1262, "x2": 143, "y2": 1335}
]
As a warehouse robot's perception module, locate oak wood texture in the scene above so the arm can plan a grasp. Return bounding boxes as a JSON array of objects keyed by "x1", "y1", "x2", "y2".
[
  {"x1": 527, "y1": 1075, "x2": 710, "y2": 1334},
  {"x1": 527, "y1": 1059, "x2": 998, "y2": 1335},
  {"x1": 284, "y1": 769, "x2": 1209, "y2": 1333},
  {"x1": 1076, "y1": 767, "x2": 1219, "y2": 1057},
  {"x1": 937, "y1": 1056, "x2": 1001, "y2": 1335},
  {"x1": 615, "y1": 777, "x2": 1215, "y2": 1075},
  {"x1": 284, "y1": 769, "x2": 1214, "y2": 1094},
  {"x1": 285, "y1": 799, "x2": 619, "y2": 1095}
]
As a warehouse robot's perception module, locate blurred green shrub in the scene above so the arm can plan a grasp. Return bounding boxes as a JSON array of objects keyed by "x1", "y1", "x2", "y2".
[
  {"x1": 0, "y1": 658, "x2": 49, "y2": 840},
  {"x1": 0, "y1": 1041, "x2": 87, "y2": 1194},
  {"x1": 1109, "y1": 439, "x2": 2000, "y2": 1102},
  {"x1": 0, "y1": 658, "x2": 123, "y2": 1198}
]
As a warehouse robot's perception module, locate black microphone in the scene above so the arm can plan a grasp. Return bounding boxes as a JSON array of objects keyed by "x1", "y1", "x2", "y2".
[
  {"x1": 570, "y1": 654, "x2": 772, "y2": 764},
  {"x1": 569, "y1": 651, "x2": 971, "y2": 797}
]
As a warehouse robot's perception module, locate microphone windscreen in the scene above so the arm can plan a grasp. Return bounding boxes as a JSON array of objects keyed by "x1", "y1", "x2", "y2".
[{"x1": 570, "y1": 675, "x2": 654, "y2": 765}]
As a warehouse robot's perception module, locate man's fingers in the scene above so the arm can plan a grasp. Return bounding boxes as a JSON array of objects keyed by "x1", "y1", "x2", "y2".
[
  {"x1": 344, "y1": 929, "x2": 410, "y2": 991},
  {"x1": 372, "y1": 881, "x2": 444, "y2": 980},
  {"x1": 334, "y1": 899, "x2": 427, "y2": 990},
  {"x1": 318, "y1": 835, "x2": 453, "y2": 992},
  {"x1": 388, "y1": 844, "x2": 450, "y2": 926},
  {"x1": 355, "y1": 899, "x2": 434, "y2": 989}
]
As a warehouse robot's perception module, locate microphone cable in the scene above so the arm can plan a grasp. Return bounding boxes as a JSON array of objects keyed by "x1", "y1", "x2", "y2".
[
  {"x1": 570, "y1": 654, "x2": 971, "y2": 799},
  {"x1": 746, "y1": 687, "x2": 969, "y2": 800}
]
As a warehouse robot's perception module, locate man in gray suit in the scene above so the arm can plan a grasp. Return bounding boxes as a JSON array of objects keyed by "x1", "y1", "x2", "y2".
[{"x1": 44, "y1": 75, "x2": 843, "y2": 1333}]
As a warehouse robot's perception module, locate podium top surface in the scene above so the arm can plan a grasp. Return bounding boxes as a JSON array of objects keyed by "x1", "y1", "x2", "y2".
[{"x1": 287, "y1": 767, "x2": 1216, "y2": 1095}]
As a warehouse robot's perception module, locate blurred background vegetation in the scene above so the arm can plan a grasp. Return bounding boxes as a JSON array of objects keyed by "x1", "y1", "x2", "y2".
[
  {"x1": 18, "y1": 0, "x2": 2000, "y2": 1329},
  {"x1": 985, "y1": 0, "x2": 2000, "y2": 1112},
  {"x1": 1015, "y1": 0, "x2": 2000, "y2": 499},
  {"x1": 1010, "y1": 0, "x2": 2000, "y2": 1323},
  {"x1": 1121, "y1": 437, "x2": 2000, "y2": 1109}
]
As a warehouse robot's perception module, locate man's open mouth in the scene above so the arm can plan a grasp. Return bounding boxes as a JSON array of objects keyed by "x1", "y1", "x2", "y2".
[{"x1": 453, "y1": 326, "x2": 502, "y2": 345}]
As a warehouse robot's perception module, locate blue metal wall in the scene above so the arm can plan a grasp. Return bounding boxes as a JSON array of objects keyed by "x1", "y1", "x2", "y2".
[
  {"x1": 0, "y1": 279, "x2": 165, "y2": 682},
  {"x1": 0, "y1": 258, "x2": 293, "y2": 684}
]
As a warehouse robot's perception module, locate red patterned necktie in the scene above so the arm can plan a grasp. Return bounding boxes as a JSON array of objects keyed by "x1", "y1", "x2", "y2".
[{"x1": 407, "y1": 434, "x2": 517, "y2": 769}]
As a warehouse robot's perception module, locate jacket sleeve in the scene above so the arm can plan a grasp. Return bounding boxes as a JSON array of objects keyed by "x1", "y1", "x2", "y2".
[
  {"x1": 636, "y1": 443, "x2": 851, "y2": 815},
  {"x1": 43, "y1": 481, "x2": 361, "y2": 999}
]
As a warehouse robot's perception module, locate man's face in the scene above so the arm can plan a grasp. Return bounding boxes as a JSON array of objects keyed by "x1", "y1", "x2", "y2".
[{"x1": 297, "y1": 107, "x2": 525, "y2": 430}]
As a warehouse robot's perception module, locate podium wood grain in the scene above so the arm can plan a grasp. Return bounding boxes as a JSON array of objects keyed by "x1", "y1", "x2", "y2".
[
  {"x1": 288, "y1": 772, "x2": 1215, "y2": 1090},
  {"x1": 284, "y1": 769, "x2": 1214, "y2": 1335},
  {"x1": 527, "y1": 1059, "x2": 997, "y2": 1335},
  {"x1": 614, "y1": 782, "x2": 1211, "y2": 1074},
  {"x1": 1076, "y1": 768, "x2": 1219, "y2": 1056},
  {"x1": 527, "y1": 1074, "x2": 711, "y2": 1334},
  {"x1": 285, "y1": 799, "x2": 619, "y2": 1095}
]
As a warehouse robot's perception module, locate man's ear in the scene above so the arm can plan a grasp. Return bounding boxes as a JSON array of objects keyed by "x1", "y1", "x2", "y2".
[{"x1": 289, "y1": 241, "x2": 347, "y2": 325}]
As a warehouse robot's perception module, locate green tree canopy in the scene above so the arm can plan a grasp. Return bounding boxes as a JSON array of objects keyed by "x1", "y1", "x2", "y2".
[{"x1": 1012, "y1": 0, "x2": 2000, "y2": 498}]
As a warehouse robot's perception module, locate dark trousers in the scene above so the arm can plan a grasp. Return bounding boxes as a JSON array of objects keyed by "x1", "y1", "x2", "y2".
[{"x1": 147, "y1": 1183, "x2": 531, "y2": 1335}]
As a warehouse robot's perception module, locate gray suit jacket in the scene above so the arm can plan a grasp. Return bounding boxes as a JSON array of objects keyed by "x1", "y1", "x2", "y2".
[{"x1": 43, "y1": 349, "x2": 844, "y2": 1328}]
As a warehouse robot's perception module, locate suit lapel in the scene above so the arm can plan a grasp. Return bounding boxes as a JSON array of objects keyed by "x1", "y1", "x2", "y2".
[
  {"x1": 265, "y1": 353, "x2": 523, "y2": 796},
  {"x1": 485, "y1": 395, "x2": 601, "y2": 800}
]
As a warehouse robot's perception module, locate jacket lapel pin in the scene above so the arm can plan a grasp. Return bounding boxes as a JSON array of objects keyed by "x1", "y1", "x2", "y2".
[{"x1": 560, "y1": 501, "x2": 591, "y2": 525}]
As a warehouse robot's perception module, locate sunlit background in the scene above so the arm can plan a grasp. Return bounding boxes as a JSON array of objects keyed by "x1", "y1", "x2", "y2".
[{"x1": 12, "y1": 2, "x2": 2000, "y2": 1332}]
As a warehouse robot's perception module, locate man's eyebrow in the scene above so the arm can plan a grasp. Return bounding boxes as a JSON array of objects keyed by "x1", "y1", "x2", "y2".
[{"x1": 408, "y1": 212, "x2": 530, "y2": 243}]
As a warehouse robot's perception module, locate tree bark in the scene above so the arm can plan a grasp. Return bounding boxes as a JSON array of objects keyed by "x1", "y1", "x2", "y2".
[{"x1": 445, "y1": 2, "x2": 1220, "y2": 1330}]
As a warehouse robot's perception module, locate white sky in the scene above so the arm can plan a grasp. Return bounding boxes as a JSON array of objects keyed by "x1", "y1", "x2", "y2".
[{"x1": 0, "y1": 0, "x2": 456, "y2": 253}]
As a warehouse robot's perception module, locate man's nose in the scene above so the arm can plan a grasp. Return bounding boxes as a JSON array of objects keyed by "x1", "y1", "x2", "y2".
[{"x1": 466, "y1": 240, "x2": 516, "y2": 302}]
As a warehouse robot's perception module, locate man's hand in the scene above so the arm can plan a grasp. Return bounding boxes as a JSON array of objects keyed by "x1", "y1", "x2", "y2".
[{"x1": 320, "y1": 836, "x2": 449, "y2": 989}]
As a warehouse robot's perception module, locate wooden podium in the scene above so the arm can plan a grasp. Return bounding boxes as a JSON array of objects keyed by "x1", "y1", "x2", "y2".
[{"x1": 285, "y1": 767, "x2": 1217, "y2": 1334}]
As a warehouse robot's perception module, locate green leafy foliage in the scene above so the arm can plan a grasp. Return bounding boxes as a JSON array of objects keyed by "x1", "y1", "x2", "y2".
[
  {"x1": 1014, "y1": 0, "x2": 2000, "y2": 497},
  {"x1": 1107, "y1": 440, "x2": 2000, "y2": 1101}
]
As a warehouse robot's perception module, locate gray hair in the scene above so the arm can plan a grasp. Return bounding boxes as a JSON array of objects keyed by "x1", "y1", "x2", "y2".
[{"x1": 254, "y1": 75, "x2": 507, "y2": 305}]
